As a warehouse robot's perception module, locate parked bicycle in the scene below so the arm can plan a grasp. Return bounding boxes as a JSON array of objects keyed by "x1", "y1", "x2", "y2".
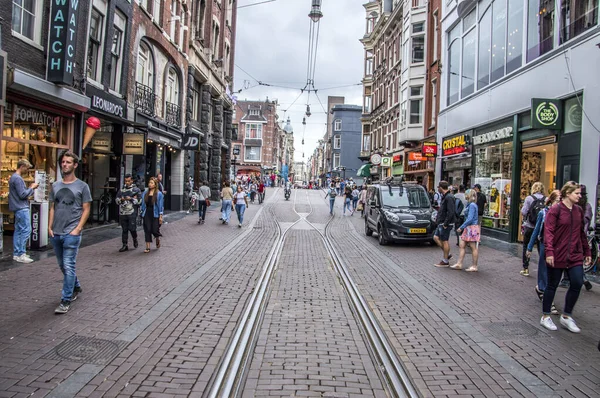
[
  {"x1": 187, "y1": 191, "x2": 199, "y2": 214},
  {"x1": 586, "y1": 227, "x2": 599, "y2": 273}
]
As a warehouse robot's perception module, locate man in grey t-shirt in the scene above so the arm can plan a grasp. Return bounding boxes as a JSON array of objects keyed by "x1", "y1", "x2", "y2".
[{"x1": 49, "y1": 151, "x2": 92, "y2": 314}]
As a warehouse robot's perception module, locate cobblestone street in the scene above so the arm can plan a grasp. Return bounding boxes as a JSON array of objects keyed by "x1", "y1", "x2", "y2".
[{"x1": 0, "y1": 188, "x2": 599, "y2": 397}]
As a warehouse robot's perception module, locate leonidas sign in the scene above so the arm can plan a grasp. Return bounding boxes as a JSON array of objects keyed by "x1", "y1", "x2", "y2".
[
  {"x1": 531, "y1": 98, "x2": 562, "y2": 130},
  {"x1": 47, "y1": 0, "x2": 80, "y2": 85}
]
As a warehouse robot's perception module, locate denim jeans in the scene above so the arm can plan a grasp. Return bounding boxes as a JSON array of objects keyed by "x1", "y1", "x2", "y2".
[
  {"x1": 329, "y1": 198, "x2": 335, "y2": 214},
  {"x1": 344, "y1": 198, "x2": 352, "y2": 214},
  {"x1": 543, "y1": 265, "x2": 584, "y2": 316},
  {"x1": 537, "y1": 242, "x2": 548, "y2": 292},
  {"x1": 198, "y1": 201, "x2": 207, "y2": 221},
  {"x1": 13, "y1": 208, "x2": 31, "y2": 257},
  {"x1": 352, "y1": 198, "x2": 358, "y2": 209},
  {"x1": 222, "y1": 200, "x2": 232, "y2": 222},
  {"x1": 52, "y1": 234, "x2": 82, "y2": 302},
  {"x1": 235, "y1": 203, "x2": 246, "y2": 224}
]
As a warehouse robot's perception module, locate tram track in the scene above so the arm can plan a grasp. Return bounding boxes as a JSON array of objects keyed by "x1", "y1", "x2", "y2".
[{"x1": 206, "y1": 189, "x2": 420, "y2": 398}]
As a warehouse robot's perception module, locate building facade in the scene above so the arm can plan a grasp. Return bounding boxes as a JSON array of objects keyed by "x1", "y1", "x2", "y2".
[
  {"x1": 437, "y1": 0, "x2": 599, "y2": 242},
  {"x1": 360, "y1": 0, "x2": 431, "y2": 184},
  {"x1": 325, "y1": 96, "x2": 345, "y2": 175},
  {"x1": 330, "y1": 105, "x2": 363, "y2": 182}
]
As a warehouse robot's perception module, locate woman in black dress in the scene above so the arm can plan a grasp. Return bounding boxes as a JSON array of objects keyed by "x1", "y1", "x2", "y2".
[{"x1": 140, "y1": 177, "x2": 164, "y2": 253}]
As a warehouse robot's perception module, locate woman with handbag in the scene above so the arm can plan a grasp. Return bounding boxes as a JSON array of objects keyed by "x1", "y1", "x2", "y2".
[
  {"x1": 197, "y1": 180, "x2": 211, "y2": 224},
  {"x1": 140, "y1": 177, "x2": 164, "y2": 253},
  {"x1": 233, "y1": 185, "x2": 249, "y2": 228},
  {"x1": 220, "y1": 181, "x2": 234, "y2": 225},
  {"x1": 451, "y1": 189, "x2": 480, "y2": 272}
]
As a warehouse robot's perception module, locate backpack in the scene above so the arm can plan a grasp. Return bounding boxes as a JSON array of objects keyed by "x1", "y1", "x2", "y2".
[
  {"x1": 329, "y1": 188, "x2": 337, "y2": 198},
  {"x1": 455, "y1": 198, "x2": 465, "y2": 221},
  {"x1": 527, "y1": 195, "x2": 546, "y2": 225}
]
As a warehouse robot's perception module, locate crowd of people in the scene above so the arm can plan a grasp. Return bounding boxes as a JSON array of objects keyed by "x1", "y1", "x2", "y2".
[{"x1": 325, "y1": 177, "x2": 364, "y2": 216}]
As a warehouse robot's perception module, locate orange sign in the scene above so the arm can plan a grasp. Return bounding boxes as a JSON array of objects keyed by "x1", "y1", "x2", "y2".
[{"x1": 408, "y1": 152, "x2": 424, "y2": 161}]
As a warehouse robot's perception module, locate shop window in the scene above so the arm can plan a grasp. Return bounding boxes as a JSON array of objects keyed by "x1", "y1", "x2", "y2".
[
  {"x1": 474, "y1": 141, "x2": 513, "y2": 231},
  {"x1": 88, "y1": 0, "x2": 108, "y2": 82},
  {"x1": 506, "y1": 0, "x2": 524, "y2": 74},
  {"x1": 527, "y1": 0, "x2": 555, "y2": 62},
  {"x1": 11, "y1": 0, "x2": 43, "y2": 46},
  {"x1": 244, "y1": 146, "x2": 260, "y2": 161},
  {"x1": 560, "y1": 0, "x2": 598, "y2": 44},
  {"x1": 109, "y1": 10, "x2": 126, "y2": 93}
]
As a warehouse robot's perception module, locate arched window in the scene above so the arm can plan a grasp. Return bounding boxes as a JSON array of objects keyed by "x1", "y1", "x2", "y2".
[
  {"x1": 165, "y1": 67, "x2": 180, "y2": 105},
  {"x1": 136, "y1": 41, "x2": 154, "y2": 88}
]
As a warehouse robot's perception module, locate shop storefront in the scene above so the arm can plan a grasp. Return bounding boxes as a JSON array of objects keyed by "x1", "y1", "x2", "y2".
[
  {"x1": 404, "y1": 143, "x2": 435, "y2": 189},
  {"x1": 391, "y1": 153, "x2": 403, "y2": 176},
  {"x1": 441, "y1": 132, "x2": 472, "y2": 189}
]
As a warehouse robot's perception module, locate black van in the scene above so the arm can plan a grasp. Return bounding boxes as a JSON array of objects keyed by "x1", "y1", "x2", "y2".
[{"x1": 364, "y1": 179, "x2": 436, "y2": 245}]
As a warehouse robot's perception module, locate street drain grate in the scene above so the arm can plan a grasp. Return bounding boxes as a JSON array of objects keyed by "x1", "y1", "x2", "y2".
[
  {"x1": 42, "y1": 336, "x2": 128, "y2": 365},
  {"x1": 486, "y1": 321, "x2": 539, "y2": 339}
]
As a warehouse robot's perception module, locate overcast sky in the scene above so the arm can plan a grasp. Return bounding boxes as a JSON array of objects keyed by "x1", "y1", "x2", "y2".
[{"x1": 234, "y1": 0, "x2": 365, "y2": 163}]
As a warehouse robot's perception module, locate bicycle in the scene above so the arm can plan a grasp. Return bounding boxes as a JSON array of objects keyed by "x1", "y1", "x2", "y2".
[
  {"x1": 187, "y1": 191, "x2": 199, "y2": 214},
  {"x1": 586, "y1": 227, "x2": 599, "y2": 273},
  {"x1": 98, "y1": 191, "x2": 112, "y2": 223}
]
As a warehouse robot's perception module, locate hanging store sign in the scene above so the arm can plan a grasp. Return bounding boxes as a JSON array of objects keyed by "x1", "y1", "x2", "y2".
[
  {"x1": 408, "y1": 152, "x2": 424, "y2": 161},
  {"x1": 422, "y1": 142, "x2": 437, "y2": 157},
  {"x1": 123, "y1": 134, "x2": 145, "y2": 155},
  {"x1": 91, "y1": 132, "x2": 112, "y2": 152},
  {"x1": 381, "y1": 157, "x2": 392, "y2": 167},
  {"x1": 47, "y1": 0, "x2": 80, "y2": 85},
  {"x1": 442, "y1": 133, "x2": 471, "y2": 156},
  {"x1": 531, "y1": 98, "x2": 562, "y2": 130},
  {"x1": 370, "y1": 153, "x2": 382, "y2": 165},
  {"x1": 392, "y1": 154, "x2": 403, "y2": 165},
  {"x1": 473, "y1": 126, "x2": 513, "y2": 145},
  {"x1": 0, "y1": 50, "x2": 6, "y2": 107}
]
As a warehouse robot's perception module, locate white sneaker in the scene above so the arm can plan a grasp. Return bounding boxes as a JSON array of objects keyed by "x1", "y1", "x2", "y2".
[
  {"x1": 560, "y1": 316, "x2": 581, "y2": 333},
  {"x1": 14, "y1": 254, "x2": 33, "y2": 264},
  {"x1": 540, "y1": 316, "x2": 557, "y2": 331}
]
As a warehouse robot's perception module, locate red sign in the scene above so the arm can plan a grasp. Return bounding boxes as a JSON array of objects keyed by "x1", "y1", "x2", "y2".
[
  {"x1": 408, "y1": 152, "x2": 424, "y2": 161},
  {"x1": 392, "y1": 154, "x2": 402, "y2": 163},
  {"x1": 442, "y1": 134, "x2": 471, "y2": 157},
  {"x1": 422, "y1": 142, "x2": 437, "y2": 157}
]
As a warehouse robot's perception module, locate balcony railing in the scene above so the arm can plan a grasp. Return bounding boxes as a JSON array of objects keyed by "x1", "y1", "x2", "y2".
[
  {"x1": 165, "y1": 102, "x2": 181, "y2": 127},
  {"x1": 135, "y1": 82, "x2": 156, "y2": 117}
]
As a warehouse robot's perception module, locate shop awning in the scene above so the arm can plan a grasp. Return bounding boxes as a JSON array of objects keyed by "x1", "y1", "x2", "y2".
[{"x1": 357, "y1": 163, "x2": 371, "y2": 177}]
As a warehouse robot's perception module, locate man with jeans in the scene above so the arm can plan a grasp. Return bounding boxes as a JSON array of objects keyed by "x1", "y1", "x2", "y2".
[
  {"x1": 115, "y1": 174, "x2": 141, "y2": 252},
  {"x1": 433, "y1": 181, "x2": 456, "y2": 267},
  {"x1": 9, "y1": 159, "x2": 39, "y2": 263},
  {"x1": 49, "y1": 151, "x2": 92, "y2": 314}
]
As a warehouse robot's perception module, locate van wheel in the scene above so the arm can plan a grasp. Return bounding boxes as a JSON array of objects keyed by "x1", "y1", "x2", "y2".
[
  {"x1": 378, "y1": 224, "x2": 388, "y2": 246},
  {"x1": 365, "y1": 219, "x2": 373, "y2": 236}
]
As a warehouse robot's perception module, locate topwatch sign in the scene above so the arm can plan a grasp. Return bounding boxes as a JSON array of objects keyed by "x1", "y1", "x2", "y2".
[{"x1": 47, "y1": 0, "x2": 80, "y2": 85}]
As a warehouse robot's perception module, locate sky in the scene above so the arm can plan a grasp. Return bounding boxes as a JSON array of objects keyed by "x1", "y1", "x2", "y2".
[{"x1": 234, "y1": 0, "x2": 365, "y2": 163}]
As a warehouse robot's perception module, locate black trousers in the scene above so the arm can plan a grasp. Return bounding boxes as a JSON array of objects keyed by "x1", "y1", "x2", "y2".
[
  {"x1": 120, "y1": 214, "x2": 138, "y2": 245},
  {"x1": 143, "y1": 211, "x2": 161, "y2": 243},
  {"x1": 522, "y1": 226, "x2": 536, "y2": 269}
]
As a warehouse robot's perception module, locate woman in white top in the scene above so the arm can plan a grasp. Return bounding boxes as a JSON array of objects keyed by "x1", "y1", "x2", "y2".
[
  {"x1": 233, "y1": 186, "x2": 249, "y2": 227},
  {"x1": 197, "y1": 180, "x2": 211, "y2": 224}
]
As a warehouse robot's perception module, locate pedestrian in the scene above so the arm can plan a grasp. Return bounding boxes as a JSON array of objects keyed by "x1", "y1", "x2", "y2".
[
  {"x1": 140, "y1": 177, "x2": 164, "y2": 253},
  {"x1": 9, "y1": 159, "x2": 39, "y2": 263},
  {"x1": 233, "y1": 185, "x2": 249, "y2": 228},
  {"x1": 49, "y1": 151, "x2": 92, "y2": 314},
  {"x1": 197, "y1": 180, "x2": 211, "y2": 224},
  {"x1": 433, "y1": 181, "x2": 456, "y2": 267},
  {"x1": 351, "y1": 185, "x2": 359, "y2": 210},
  {"x1": 359, "y1": 185, "x2": 368, "y2": 217},
  {"x1": 325, "y1": 183, "x2": 337, "y2": 215},
  {"x1": 249, "y1": 180, "x2": 257, "y2": 203},
  {"x1": 540, "y1": 181, "x2": 592, "y2": 333},
  {"x1": 559, "y1": 184, "x2": 594, "y2": 290},
  {"x1": 343, "y1": 186, "x2": 353, "y2": 216},
  {"x1": 473, "y1": 184, "x2": 487, "y2": 224},
  {"x1": 520, "y1": 182, "x2": 546, "y2": 276},
  {"x1": 115, "y1": 174, "x2": 141, "y2": 252},
  {"x1": 454, "y1": 184, "x2": 467, "y2": 246},
  {"x1": 258, "y1": 180, "x2": 265, "y2": 204},
  {"x1": 156, "y1": 173, "x2": 166, "y2": 195},
  {"x1": 220, "y1": 181, "x2": 234, "y2": 225},
  {"x1": 526, "y1": 190, "x2": 561, "y2": 315},
  {"x1": 451, "y1": 189, "x2": 480, "y2": 272}
]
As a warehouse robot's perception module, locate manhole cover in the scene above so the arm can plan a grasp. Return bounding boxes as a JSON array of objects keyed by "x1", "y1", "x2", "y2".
[
  {"x1": 486, "y1": 321, "x2": 539, "y2": 339},
  {"x1": 42, "y1": 336, "x2": 128, "y2": 365}
]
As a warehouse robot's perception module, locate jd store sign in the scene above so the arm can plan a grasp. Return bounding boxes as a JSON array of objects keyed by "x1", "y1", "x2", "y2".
[{"x1": 531, "y1": 98, "x2": 562, "y2": 130}]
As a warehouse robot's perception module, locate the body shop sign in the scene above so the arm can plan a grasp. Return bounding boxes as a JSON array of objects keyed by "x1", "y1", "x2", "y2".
[
  {"x1": 531, "y1": 98, "x2": 562, "y2": 130},
  {"x1": 47, "y1": 0, "x2": 79, "y2": 85},
  {"x1": 442, "y1": 133, "x2": 471, "y2": 156},
  {"x1": 421, "y1": 142, "x2": 437, "y2": 157}
]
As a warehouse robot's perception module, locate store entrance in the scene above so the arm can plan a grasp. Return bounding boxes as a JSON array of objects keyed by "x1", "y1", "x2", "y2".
[
  {"x1": 82, "y1": 152, "x2": 120, "y2": 224},
  {"x1": 517, "y1": 137, "x2": 557, "y2": 241}
]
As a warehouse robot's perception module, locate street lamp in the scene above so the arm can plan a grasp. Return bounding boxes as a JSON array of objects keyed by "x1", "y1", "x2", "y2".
[
  {"x1": 338, "y1": 166, "x2": 346, "y2": 180},
  {"x1": 308, "y1": 0, "x2": 323, "y2": 22},
  {"x1": 232, "y1": 155, "x2": 238, "y2": 178}
]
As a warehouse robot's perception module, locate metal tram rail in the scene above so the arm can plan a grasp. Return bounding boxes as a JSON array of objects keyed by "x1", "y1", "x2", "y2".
[{"x1": 205, "y1": 189, "x2": 420, "y2": 398}]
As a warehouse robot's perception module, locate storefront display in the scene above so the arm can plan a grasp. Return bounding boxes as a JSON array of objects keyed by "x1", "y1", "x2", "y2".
[
  {"x1": 1, "y1": 102, "x2": 73, "y2": 233},
  {"x1": 441, "y1": 132, "x2": 472, "y2": 189}
]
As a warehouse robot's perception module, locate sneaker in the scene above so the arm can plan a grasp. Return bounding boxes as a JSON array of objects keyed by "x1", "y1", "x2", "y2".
[
  {"x1": 198, "y1": 220, "x2": 203, "y2": 224},
  {"x1": 535, "y1": 286, "x2": 544, "y2": 301},
  {"x1": 584, "y1": 280, "x2": 593, "y2": 291},
  {"x1": 24, "y1": 253, "x2": 33, "y2": 260},
  {"x1": 238, "y1": 223, "x2": 242, "y2": 228},
  {"x1": 72, "y1": 286, "x2": 82, "y2": 302},
  {"x1": 520, "y1": 268, "x2": 530, "y2": 276},
  {"x1": 119, "y1": 245, "x2": 128, "y2": 252},
  {"x1": 560, "y1": 316, "x2": 581, "y2": 333},
  {"x1": 201, "y1": 220, "x2": 205, "y2": 224},
  {"x1": 54, "y1": 301, "x2": 70, "y2": 314},
  {"x1": 434, "y1": 261, "x2": 450, "y2": 268},
  {"x1": 540, "y1": 316, "x2": 557, "y2": 331},
  {"x1": 14, "y1": 254, "x2": 33, "y2": 264},
  {"x1": 550, "y1": 303, "x2": 559, "y2": 315}
]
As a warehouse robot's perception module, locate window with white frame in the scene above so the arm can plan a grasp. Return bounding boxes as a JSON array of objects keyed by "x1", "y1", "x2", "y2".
[
  {"x1": 152, "y1": 0, "x2": 161, "y2": 22},
  {"x1": 170, "y1": 0, "x2": 177, "y2": 41},
  {"x1": 226, "y1": 0, "x2": 234, "y2": 27},
  {"x1": 109, "y1": 10, "x2": 126, "y2": 92},
  {"x1": 334, "y1": 135, "x2": 341, "y2": 149},
  {"x1": 409, "y1": 86, "x2": 423, "y2": 125},
  {"x1": 12, "y1": 0, "x2": 43, "y2": 45},
  {"x1": 433, "y1": 11, "x2": 439, "y2": 62},
  {"x1": 195, "y1": 0, "x2": 206, "y2": 41},
  {"x1": 334, "y1": 119, "x2": 342, "y2": 131},
  {"x1": 411, "y1": 22, "x2": 425, "y2": 63},
  {"x1": 88, "y1": 0, "x2": 107, "y2": 82},
  {"x1": 430, "y1": 79, "x2": 437, "y2": 126},
  {"x1": 165, "y1": 68, "x2": 179, "y2": 104},
  {"x1": 245, "y1": 123, "x2": 263, "y2": 139},
  {"x1": 249, "y1": 108, "x2": 260, "y2": 116},
  {"x1": 212, "y1": 21, "x2": 220, "y2": 57},
  {"x1": 245, "y1": 146, "x2": 261, "y2": 161},
  {"x1": 362, "y1": 134, "x2": 371, "y2": 152},
  {"x1": 136, "y1": 41, "x2": 154, "y2": 87},
  {"x1": 400, "y1": 89, "x2": 407, "y2": 126},
  {"x1": 333, "y1": 153, "x2": 341, "y2": 169},
  {"x1": 140, "y1": 0, "x2": 148, "y2": 9},
  {"x1": 192, "y1": 80, "x2": 201, "y2": 121}
]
